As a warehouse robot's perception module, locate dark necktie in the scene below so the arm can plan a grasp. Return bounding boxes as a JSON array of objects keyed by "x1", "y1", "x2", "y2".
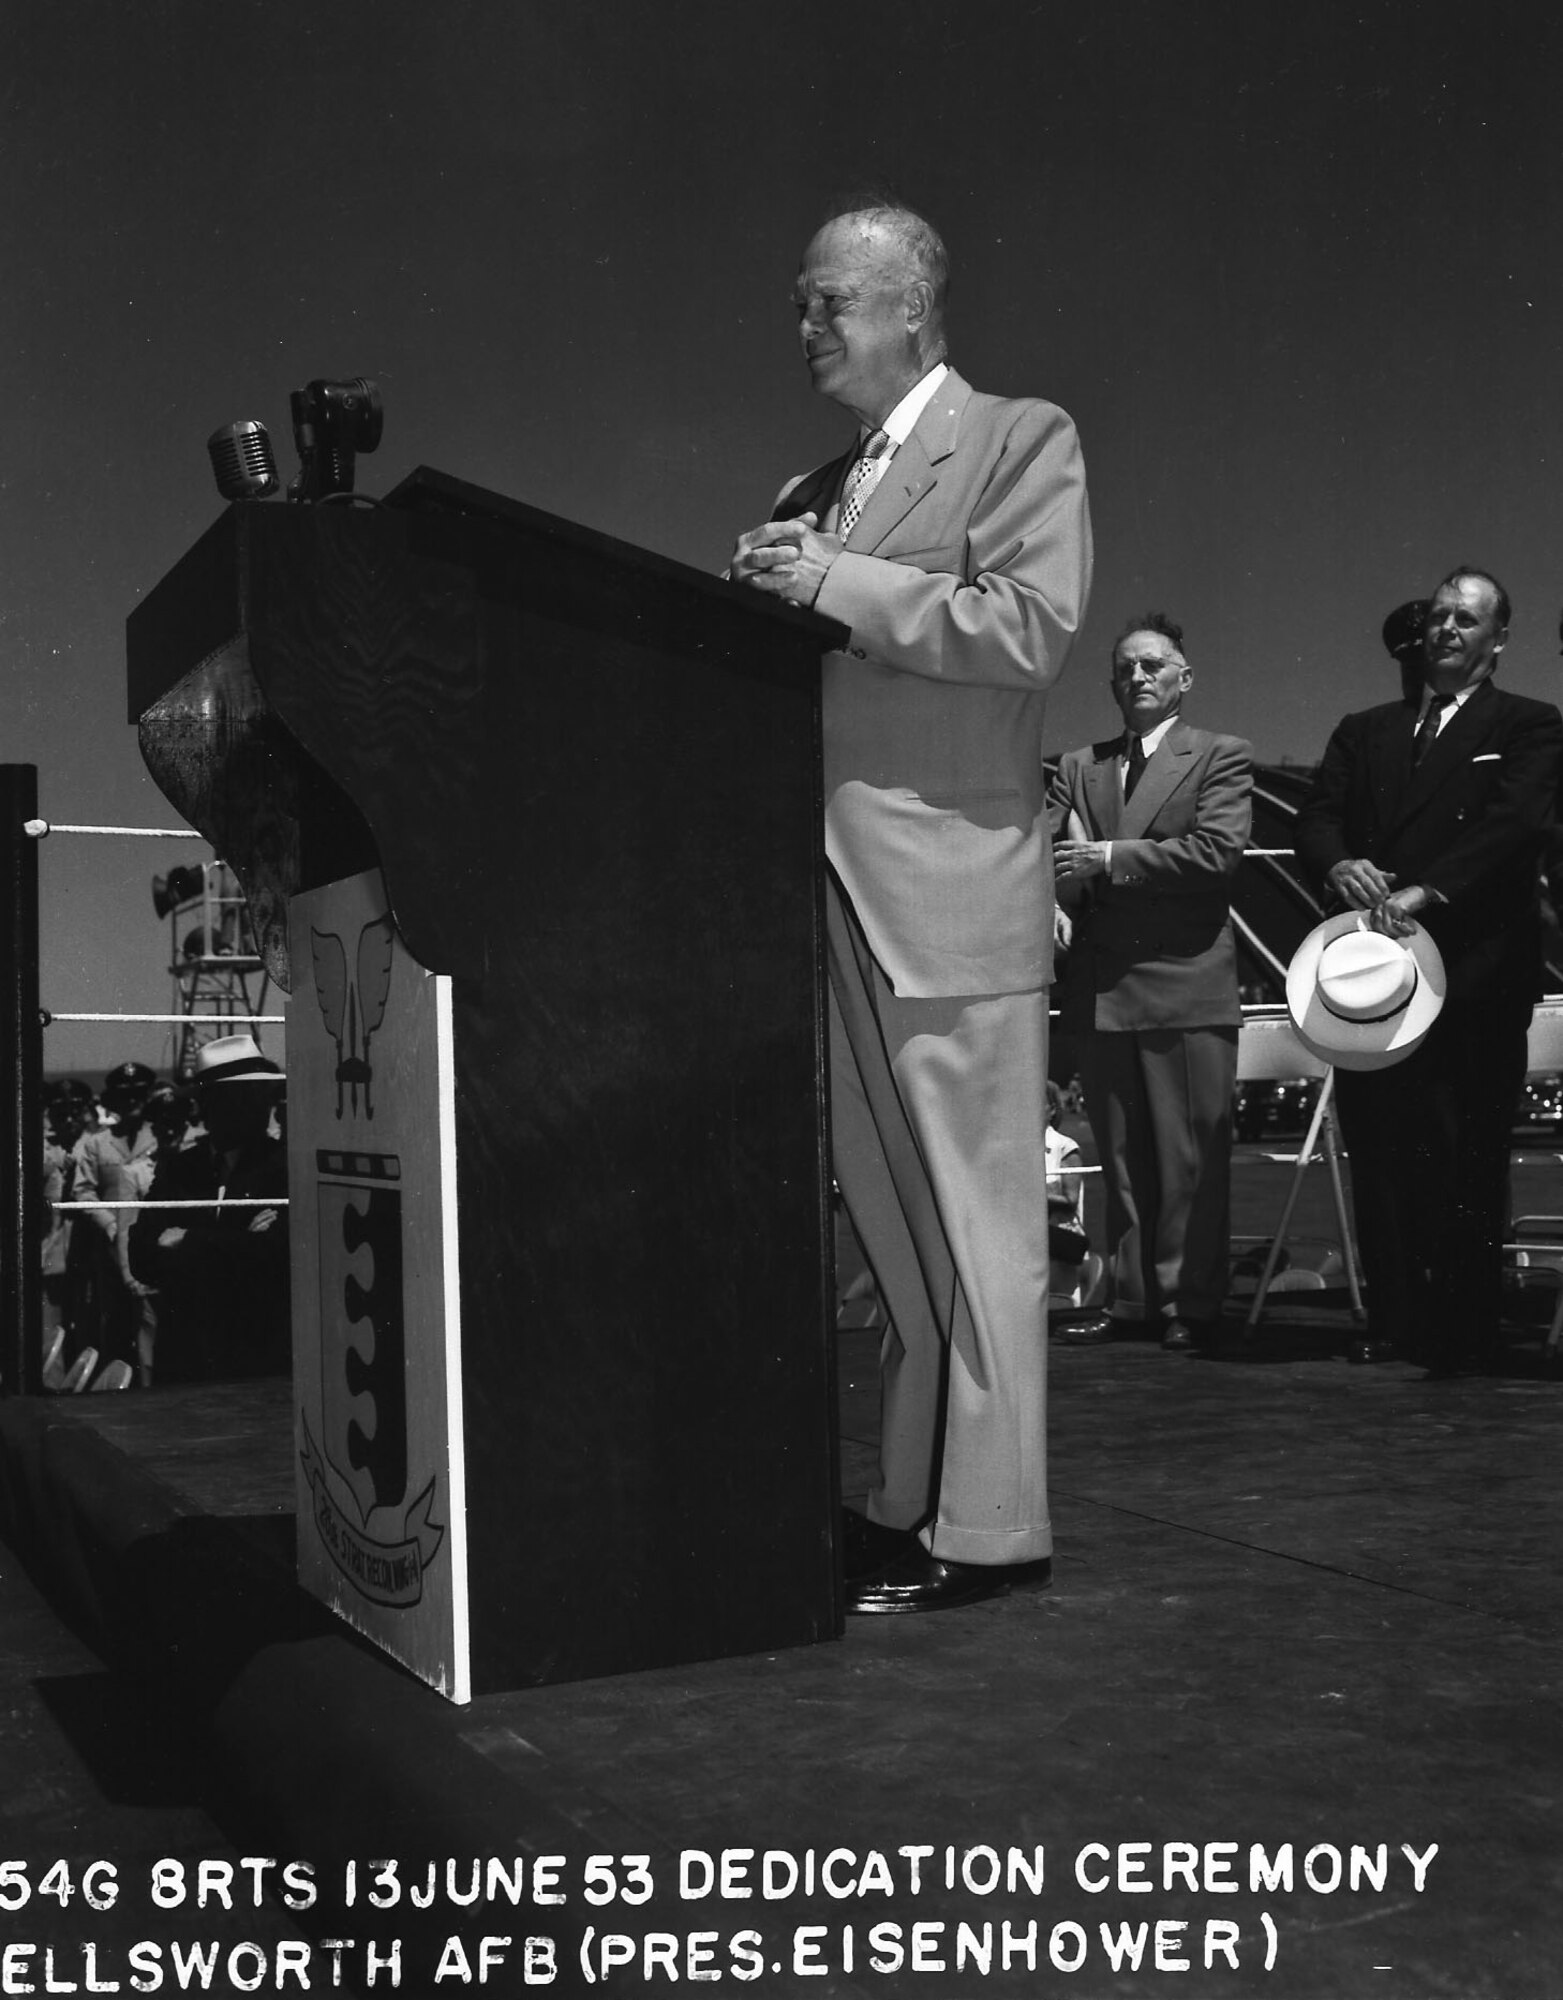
[
  {"x1": 1124, "y1": 734, "x2": 1149, "y2": 800},
  {"x1": 1412, "y1": 693, "x2": 1453, "y2": 768}
]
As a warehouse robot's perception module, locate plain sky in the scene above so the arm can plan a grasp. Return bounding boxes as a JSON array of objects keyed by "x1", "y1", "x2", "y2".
[{"x1": 7, "y1": 0, "x2": 1562, "y2": 1071}]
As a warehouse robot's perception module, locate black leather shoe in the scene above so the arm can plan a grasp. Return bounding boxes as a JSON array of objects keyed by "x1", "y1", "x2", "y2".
[
  {"x1": 1162, "y1": 1319, "x2": 1198, "y2": 1351},
  {"x1": 839, "y1": 1509, "x2": 914, "y2": 1584},
  {"x1": 1056, "y1": 1313, "x2": 1115, "y2": 1345},
  {"x1": 847, "y1": 1543, "x2": 1052, "y2": 1615},
  {"x1": 1347, "y1": 1338, "x2": 1397, "y2": 1364}
]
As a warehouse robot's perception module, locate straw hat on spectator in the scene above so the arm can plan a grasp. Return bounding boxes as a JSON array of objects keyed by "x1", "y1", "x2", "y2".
[{"x1": 192, "y1": 1034, "x2": 284, "y2": 1087}]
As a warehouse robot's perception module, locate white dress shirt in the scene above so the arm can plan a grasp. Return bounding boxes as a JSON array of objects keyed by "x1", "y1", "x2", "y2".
[
  {"x1": 839, "y1": 362, "x2": 950, "y2": 526},
  {"x1": 1414, "y1": 680, "x2": 1481, "y2": 741}
]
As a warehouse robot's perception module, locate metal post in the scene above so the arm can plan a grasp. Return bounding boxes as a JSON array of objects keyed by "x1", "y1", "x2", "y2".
[
  {"x1": 0, "y1": 766, "x2": 42, "y2": 1393},
  {"x1": 1316, "y1": 1091, "x2": 1367, "y2": 1324},
  {"x1": 1243, "y1": 1066, "x2": 1336, "y2": 1335}
]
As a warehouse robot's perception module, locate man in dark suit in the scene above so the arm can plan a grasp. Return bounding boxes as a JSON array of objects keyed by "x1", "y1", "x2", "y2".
[
  {"x1": 1051, "y1": 614, "x2": 1252, "y2": 1351},
  {"x1": 730, "y1": 202, "x2": 1091, "y2": 1612},
  {"x1": 1295, "y1": 568, "x2": 1563, "y2": 1375},
  {"x1": 128, "y1": 1034, "x2": 289, "y2": 1380}
]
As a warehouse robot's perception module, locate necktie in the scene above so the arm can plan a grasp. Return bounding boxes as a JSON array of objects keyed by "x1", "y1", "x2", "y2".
[
  {"x1": 1124, "y1": 734, "x2": 1148, "y2": 800},
  {"x1": 837, "y1": 429, "x2": 891, "y2": 540},
  {"x1": 1412, "y1": 693, "x2": 1453, "y2": 768}
]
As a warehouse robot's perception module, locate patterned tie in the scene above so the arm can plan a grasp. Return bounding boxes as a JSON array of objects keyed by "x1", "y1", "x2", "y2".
[
  {"x1": 1124, "y1": 734, "x2": 1149, "y2": 800},
  {"x1": 837, "y1": 429, "x2": 891, "y2": 540},
  {"x1": 1412, "y1": 693, "x2": 1453, "y2": 768}
]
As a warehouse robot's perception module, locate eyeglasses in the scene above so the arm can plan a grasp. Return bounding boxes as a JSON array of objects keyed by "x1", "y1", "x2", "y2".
[{"x1": 1112, "y1": 657, "x2": 1183, "y2": 680}]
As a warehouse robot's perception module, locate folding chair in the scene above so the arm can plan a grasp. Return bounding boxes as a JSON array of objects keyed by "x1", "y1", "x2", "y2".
[{"x1": 1232, "y1": 1007, "x2": 1365, "y2": 1332}]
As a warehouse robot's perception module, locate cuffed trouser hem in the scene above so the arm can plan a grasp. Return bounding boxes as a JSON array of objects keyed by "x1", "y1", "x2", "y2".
[{"x1": 921, "y1": 1523, "x2": 1053, "y2": 1565}]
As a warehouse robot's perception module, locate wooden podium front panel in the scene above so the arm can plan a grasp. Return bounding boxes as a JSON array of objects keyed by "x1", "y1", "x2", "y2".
[
  {"x1": 130, "y1": 474, "x2": 841, "y2": 1694},
  {"x1": 452, "y1": 596, "x2": 837, "y2": 1692},
  {"x1": 288, "y1": 870, "x2": 471, "y2": 1702}
]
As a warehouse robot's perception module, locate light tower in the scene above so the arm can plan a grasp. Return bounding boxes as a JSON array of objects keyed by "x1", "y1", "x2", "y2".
[{"x1": 151, "y1": 861, "x2": 273, "y2": 1081}]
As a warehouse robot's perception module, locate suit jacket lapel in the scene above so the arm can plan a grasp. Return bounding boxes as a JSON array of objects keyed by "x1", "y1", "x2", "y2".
[
  {"x1": 1118, "y1": 722, "x2": 1196, "y2": 839},
  {"x1": 1392, "y1": 680, "x2": 1495, "y2": 826},
  {"x1": 1082, "y1": 739, "x2": 1125, "y2": 838},
  {"x1": 852, "y1": 370, "x2": 972, "y2": 551}
]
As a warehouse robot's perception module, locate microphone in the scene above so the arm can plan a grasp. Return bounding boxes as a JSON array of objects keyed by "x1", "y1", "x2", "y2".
[{"x1": 207, "y1": 420, "x2": 280, "y2": 500}]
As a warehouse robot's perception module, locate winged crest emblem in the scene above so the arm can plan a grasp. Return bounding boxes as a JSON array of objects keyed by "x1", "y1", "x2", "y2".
[{"x1": 311, "y1": 912, "x2": 397, "y2": 1117}]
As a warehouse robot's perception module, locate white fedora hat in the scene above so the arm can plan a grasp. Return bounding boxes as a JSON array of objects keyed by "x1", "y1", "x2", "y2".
[
  {"x1": 1285, "y1": 913, "x2": 1445, "y2": 1071},
  {"x1": 193, "y1": 1033, "x2": 285, "y2": 1086}
]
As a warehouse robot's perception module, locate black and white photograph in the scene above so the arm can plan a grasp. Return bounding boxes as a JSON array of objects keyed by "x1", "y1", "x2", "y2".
[{"x1": 3, "y1": 4, "x2": 1562, "y2": 1993}]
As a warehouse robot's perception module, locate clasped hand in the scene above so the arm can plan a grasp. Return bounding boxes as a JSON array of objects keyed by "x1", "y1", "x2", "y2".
[
  {"x1": 1326, "y1": 858, "x2": 1431, "y2": 938},
  {"x1": 729, "y1": 511, "x2": 841, "y2": 609}
]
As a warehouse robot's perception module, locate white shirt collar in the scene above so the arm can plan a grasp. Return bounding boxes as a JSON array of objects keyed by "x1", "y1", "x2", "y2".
[
  {"x1": 872, "y1": 362, "x2": 949, "y2": 450},
  {"x1": 1125, "y1": 711, "x2": 1181, "y2": 760},
  {"x1": 1417, "y1": 680, "x2": 1482, "y2": 722}
]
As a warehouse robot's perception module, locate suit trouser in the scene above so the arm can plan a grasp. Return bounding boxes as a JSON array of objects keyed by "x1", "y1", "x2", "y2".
[
  {"x1": 1079, "y1": 1025, "x2": 1239, "y2": 1324},
  {"x1": 1334, "y1": 993, "x2": 1529, "y2": 1365},
  {"x1": 826, "y1": 876, "x2": 1051, "y2": 1565}
]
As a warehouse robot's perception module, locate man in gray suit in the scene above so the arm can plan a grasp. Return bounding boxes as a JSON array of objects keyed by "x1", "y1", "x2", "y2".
[
  {"x1": 1052, "y1": 615, "x2": 1252, "y2": 1352},
  {"x1": 730, "y1": 202, "x2": 1091, "y2": 1612}
]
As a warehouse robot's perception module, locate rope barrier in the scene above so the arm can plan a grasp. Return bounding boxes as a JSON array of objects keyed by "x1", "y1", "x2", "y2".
[
  {"x1": 1056, "y1": 1149, "x2": 1563, "y2": 1173},
  {"x1": 44, "y1": 1012, "x2": 285, "y2": 1025},
  {"x1": 26, "y1": 818, "x2": 1298, "y2": 856},
  {"x1": 44, "y1": 1147, "x2": 1562, "y2": 1211},
  {"x1": 24, "y1": 819, "x2": 201, "y2": 840},
  {"x1": 51, "y1": 1198, "x2": 288, "y2": 1211}
]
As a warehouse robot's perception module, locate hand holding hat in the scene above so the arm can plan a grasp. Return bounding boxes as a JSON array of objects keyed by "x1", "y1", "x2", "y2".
[{"x1": 1286, "y1": 912, "x2": 1446, "y2": 1071}]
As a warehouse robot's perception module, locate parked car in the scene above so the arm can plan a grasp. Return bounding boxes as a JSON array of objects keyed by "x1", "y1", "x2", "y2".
[
  {"x1": 1514, "y1": 1073, "x2": 1563, "y2": 1135},
  {"x1": 1233, "y1": 1078, "x2": 1312, "y2": 1143}
]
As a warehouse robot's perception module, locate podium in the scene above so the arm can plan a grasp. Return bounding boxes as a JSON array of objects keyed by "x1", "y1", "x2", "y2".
[{"x1": 127, "y1": 469, "x2": 846, "y2": 1700}]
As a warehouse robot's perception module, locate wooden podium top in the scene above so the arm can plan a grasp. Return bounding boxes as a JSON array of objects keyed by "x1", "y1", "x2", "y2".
[
  {"x1": 127, "y1": 467, "x2": 843, "y2": 723},
  {"x1": 126, "y1": 469, "x2": 845, "y2": 985}
]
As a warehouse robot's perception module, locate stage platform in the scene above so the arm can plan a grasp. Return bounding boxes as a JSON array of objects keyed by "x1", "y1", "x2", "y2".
[{"x1": 4, "y1": 1150, "x2": 1563, "y2": 1995}]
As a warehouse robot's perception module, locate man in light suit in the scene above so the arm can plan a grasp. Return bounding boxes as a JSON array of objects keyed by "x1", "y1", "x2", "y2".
[
  {"x1": 1295, "y1": 569, "x2": 1563, "y2": 1376},
  {"x1": 1051, "y1": 615, "x2": 1252, "y2": 1351},
  {"x1": 730, "y1": 202, "x2": 1091, "y2": 1612}
]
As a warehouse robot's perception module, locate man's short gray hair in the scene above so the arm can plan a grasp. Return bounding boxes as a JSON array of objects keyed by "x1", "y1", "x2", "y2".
[
  {"x1": 1113, "y1": 611, "x2": 1186, "y2": 657},
  {"x1": 822, "y1": 195, "x2": 950, "y2": 318}
]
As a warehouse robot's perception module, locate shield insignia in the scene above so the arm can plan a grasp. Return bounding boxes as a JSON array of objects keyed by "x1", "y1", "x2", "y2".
[{"x1": 317, "y1": 1159, "x2": 408, "y2": 1526}]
